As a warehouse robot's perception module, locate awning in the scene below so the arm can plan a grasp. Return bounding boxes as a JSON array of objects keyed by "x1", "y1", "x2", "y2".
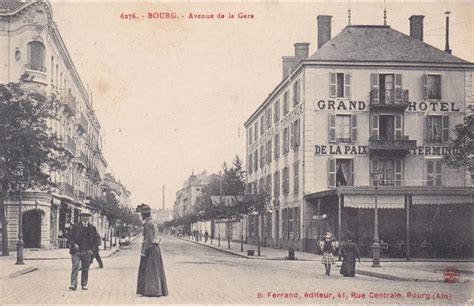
[
  {"x1": 344, "y1": 195, "x2": 405, "y2": 209},
  {"x1": 412, "y1": 195, "x2": 473, "y2": 205}
]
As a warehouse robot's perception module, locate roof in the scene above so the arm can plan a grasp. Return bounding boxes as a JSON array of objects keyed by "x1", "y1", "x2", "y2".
[
  {"x1": 309, "y1": 25, "x2": 469, "y2": 64},
  {"x1": 0, "y1": 1, "x2": 28, "y2": 12}
]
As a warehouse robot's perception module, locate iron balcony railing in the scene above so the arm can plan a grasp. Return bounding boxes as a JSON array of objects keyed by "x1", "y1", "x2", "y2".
[
  {"x1": 369, "y1": 89, "x2": 409, "y2": 110},
  {"x1": 62, "y1": 135, "x2": 76, "y2": 156},
  {"x1": 77, "y1": 112, "x2": 88, "y2": 134},
  {"x1": 369, "y1": 134, "x2": 417, "y2": 154},
  {"x1": 59, "y1": 89, "x2": 77, "y2": 116}
]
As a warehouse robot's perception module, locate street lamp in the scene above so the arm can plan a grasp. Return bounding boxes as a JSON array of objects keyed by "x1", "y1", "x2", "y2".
[
  {"x1": 371, "y1": 171, "x2": 382, "y2": 268},
  {"x1": 15, "y1": 162, "x2": 25, "y2": 265}
]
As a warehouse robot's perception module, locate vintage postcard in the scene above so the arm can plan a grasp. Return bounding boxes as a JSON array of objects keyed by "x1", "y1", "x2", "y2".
[{"x1": 0, "y1": 0, "x2": 473, "y2": 304}]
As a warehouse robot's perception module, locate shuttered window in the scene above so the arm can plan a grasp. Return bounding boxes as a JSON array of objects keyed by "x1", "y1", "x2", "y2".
[
  {"x1": 293, "y1": 80, "x2": 300, "y2": 106},
  {"x1": 274, "y1": 99, "x2": 280, "y2": 122},
  {"x1": 427, "y1": 159, "x2": 442, "y2": 186},
  {"x1": 370, "y1": 73, "x2": 379, "y2": 104},
  {"x1": 293, "y1": 161, "x2": 299, "y2": 193},
  {"x1": 424, "y1": 74, "x2": 441, "y2": 99},
  {"x1": 329, "y1": 72, "x2": 351, "y2": 98},
  {"x1": 426, "y1": 115, "x2": 448, "y2": 143},
  {"x1": 274, "y1": 134, "x2": 280, "y2": 160},
  {"x1": 274, "y1": 171, "x2": 280, "y2": 197}
]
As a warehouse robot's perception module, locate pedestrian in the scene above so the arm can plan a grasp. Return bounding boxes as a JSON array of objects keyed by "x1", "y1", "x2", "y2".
[
  {"x1": 340, "y1": 231, "x2": 361, "y2": 277},
  {"x1": 199, "y1": 230, "x2": 203, "y2": 242},
  {"x1": 90, "y1": 232, "x2": 104, "y2": 268},
  {"x1": 136, "y1": 203, "x2": 168, "y2": 297},
  {"x1": 204, "y1": 230, "x2": 209, "y2": 243},
  {"x1": 320, "y1": 232, "x2": 336, "y2": 276},
  {"x1": 68, "y1": 212, "x2": 99, "y2": 291}
]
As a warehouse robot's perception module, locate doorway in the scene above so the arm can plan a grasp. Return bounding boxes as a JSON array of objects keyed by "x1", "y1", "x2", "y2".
[{"x1": 22, "y1": 210, "x2": 42, "y2": 248}]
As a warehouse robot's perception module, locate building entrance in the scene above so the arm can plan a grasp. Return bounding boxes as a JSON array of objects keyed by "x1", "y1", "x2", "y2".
[{"x1": 22, "y1": 210, "x2": 42, "y2": 248}]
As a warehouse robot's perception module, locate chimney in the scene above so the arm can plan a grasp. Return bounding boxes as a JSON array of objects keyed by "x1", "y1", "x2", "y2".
[
  {"x1": 445, "y1": 11, "x2": 451, "y2": 54},
  {"x1": 294, "y1": 42, "x2": 310, "y2": 63},
  {"x1": 409, "y1": 15, "x2": 424, "y2": 41},
  {"x1": 317, "y1": 15, "x2": 332, "y2": 49},
  {"x1": 282, "y1": 56, "x2": 296, "y2": 79}
]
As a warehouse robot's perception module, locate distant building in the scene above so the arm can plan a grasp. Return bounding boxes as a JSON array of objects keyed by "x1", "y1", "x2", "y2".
[
  {"x1": 103, "y1": 173, "x2": 131, "y2": 207},
  {"x1": 153, "y1": 209, "x2": 173, "y2": 225},
  {"x1": 173, "y1": 171, "x2": 208, "y2": 218}
]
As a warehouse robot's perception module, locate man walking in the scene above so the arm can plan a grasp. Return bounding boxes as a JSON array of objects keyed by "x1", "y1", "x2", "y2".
[
  {"x1": 90, "y1": 232, "x2": 104, "y2": 268},
  {"x1": 68, "y1": 212, "x2": 99, "y2": 291}
]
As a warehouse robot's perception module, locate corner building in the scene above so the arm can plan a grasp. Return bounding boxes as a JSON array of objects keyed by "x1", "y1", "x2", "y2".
[
  {"x1": 0, "y1": 1, "x2": 108, "y2": 249},
  {"x1": 244, "y1": 15, "x2": 473, "y2": 258}
]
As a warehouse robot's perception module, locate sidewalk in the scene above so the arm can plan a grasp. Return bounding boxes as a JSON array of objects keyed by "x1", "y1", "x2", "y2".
[{"x1": 179, "y1": 236, "x2": 473, "y2": 283}]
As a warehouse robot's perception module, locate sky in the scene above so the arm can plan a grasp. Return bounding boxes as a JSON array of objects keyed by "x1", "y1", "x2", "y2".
[{"x1": 48, "y1": 1, "x2": 473, "y2": 209}]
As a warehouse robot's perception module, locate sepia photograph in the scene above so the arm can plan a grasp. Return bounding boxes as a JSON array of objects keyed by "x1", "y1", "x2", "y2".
[{"x1": 0, "y1": 0, "x2": 473, "y2": 304}]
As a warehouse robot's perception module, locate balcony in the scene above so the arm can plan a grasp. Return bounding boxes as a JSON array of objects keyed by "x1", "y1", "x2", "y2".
[
  {"x1": 78, "y1": 191, "x2": 86, "y2": 200},
  {"x1": 62, "y1": 135, "x2": 76, "y2": 157},
  {"x1": 63, "y1": 183, "x2": 74, "y2": 198},
  {"x1": 77, "y1": 112, "x2": 88, "y2": 134},
  {"x1": 75, "y1": 151, "x2": 87, "y2": 168},
  {"x1": 370, "y1": 89, "x2": 409, "y2": 111},
  {"x1": 24, "y1": 64, "x2": 47, "y2": 85},
  {"x1": 369, "y1": 135, "x2": 417, "y2": 157},
  {"x1": 59, "y1": 89, "x2": 77, "y2": 116}
]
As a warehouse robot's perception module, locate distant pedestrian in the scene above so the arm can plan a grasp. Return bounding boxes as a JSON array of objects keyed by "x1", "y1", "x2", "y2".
[
  {"x1": 136, "y1": 204, "x2": 168, "y2": 297},
  {"x1": 68, "y1": 212, "x2": 99, "y2": 290},
  {"x1": 90, "y1": 232, "x2": 104, "y2": 268},
  {"x1": 340, "y1": 232, "x2": 361, "y2": 277},
  {"x1": 320, "y1": 232, "x2": 336, "y2": 276},
  {"x1": 204, "y1": 230, "x2": 209, "y2": 243},
  {"x1": 199, "y1": 230, "x2": 203, "y2": 242}
]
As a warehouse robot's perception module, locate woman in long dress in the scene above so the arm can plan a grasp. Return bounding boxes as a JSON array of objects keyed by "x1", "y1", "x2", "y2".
[
  {"x1": 340, "y1": 231, "x2": 361, "y2": 277},
  {"x1": 320, "y1": 232, "x2": 336, "y2": 276},
  {"x1": 136, "y1": 204, "x2": 168, "y2": 297}
]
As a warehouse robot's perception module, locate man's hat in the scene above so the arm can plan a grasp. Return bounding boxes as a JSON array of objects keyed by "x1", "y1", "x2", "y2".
[
  {"x1": 136, "y1": 203, "x2": 151, "y2": 213},
  {"x1": 79, "y1": 212, "x2": 93, "y2": 217}
]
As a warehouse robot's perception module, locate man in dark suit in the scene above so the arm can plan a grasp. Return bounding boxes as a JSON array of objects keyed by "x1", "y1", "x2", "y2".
[{"x1": 68, "y1": 212, "x2": 98, "y2": 291}]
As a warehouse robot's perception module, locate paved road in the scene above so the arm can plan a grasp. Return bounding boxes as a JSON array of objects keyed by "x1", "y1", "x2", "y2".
[{"x1": 1, "y1": 236, "x2": 471, "y2": 304}]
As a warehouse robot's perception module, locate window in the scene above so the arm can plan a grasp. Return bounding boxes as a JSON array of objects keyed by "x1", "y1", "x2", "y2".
[
  {"x1": 371, "y1": 114, "x2": 403, "y2": 140},
  {"x1": 260, "y1": 116, "x2": 264, "y2": 135},
  {"x1": 266, "y1": 174, "x2": 271, "y2": 194},
  {"x1": 27, "y1": 41, "x2": 45, "y2": 72},
  {"x1": 282, "y1": 167, "x2": 289, "y2": 194},
  {"x1": 294, "y1": 207, "x2": 300, "y2": 240},
  {"x1": 274, "y1": 134, "x2": 280, "y2": 160},
  {"x1": 248, "y1": 153, "x2": 253, "y2": 175},
  {"x1": 373, "y1": 159, "x2": 402, "y2": 186},
  {"x1": 288, "y1": 208, "x2": 294, "y2": 239},
  {"x1": 424, "y1": 75, "x2": 441, "y2": 99},
  {"x1": 426, "y1": 115, "x2": 449, "y2": 143},
  {"x1": 50, "y1": 56, "x2": 54, "y2": 84},
  {"x1": 328, "y1": 159, "x2": 353, "y2": 188},
  {"x1": 254, "y1": 149, "x2": 258, "y2": 171},
  {"x1": 370, "y1": 73, "x2": 403, "y2": 105},
  {"x1": 293, "y1": 161, "x2": 299, "y2": 193},
  {"x1": 293, "y1": 80, "x2": 300, "y2": 106},
  {"x1": 260, "y1": 145, "x2": 264, "y2": 169},
  {"x1": 266, "y1": 140, "x2": 272, "y2": 164},
  {"x1": 274, "y1": 100, "x2": 280, "y2": 123},
  {"x1": 274, "y1": 171, "x2": 280, "y2": 196},
  {"x1": 282, "y1": 208, "x2": 288, "y2": 239},
  {"x1": 254, "y1": 122, "x2": 258, "y2": 140},
  {"x1": 293, "y1": 119, "x2": 301, "y2": 149},
  {"x1": 330, "y1": 72, "x2": 351, "y2": 98},
  {"x1": 426, "y1": 159, "x2": 442, "y2": 186},
  {"x1": 329, "y1": 114, "x2": 357, "y2": 143},
  {"x1": 248, "y1": 127, "x2": 253, "y2": 145},
  {"x1": 283, "y1": 127, "x2": 289, "y2": 154},
  {"x1": 259, "y1": 177, "x2": 264, "y2": 193},
  {"x1": 283, "y1": 91, "x2": 289, "y2": 115},
  {"x1": 266, "y1": 108, "x2": 272, "y2": 129}
]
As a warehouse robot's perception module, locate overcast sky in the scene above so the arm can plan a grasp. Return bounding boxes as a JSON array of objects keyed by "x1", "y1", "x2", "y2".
[{"x1": 49, "y1": 1, "x2": 473, "y2": 209}]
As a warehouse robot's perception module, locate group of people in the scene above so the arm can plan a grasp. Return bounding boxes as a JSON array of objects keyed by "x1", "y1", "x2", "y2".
[
  {"x1": 320, "y1": 231, "x2": 361, "y2": 277},
  {"x1": 67, "y1": 204, "x2": 168, "y2": 297}
]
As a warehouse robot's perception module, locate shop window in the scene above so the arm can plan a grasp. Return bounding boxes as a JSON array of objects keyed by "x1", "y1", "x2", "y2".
[
  {"x1": 329, "y1": 114, "x2": 357, "y2": 143},
  {"x1": 283, "y1": 91, "x2": 289, "y2": 115},
  {"x1": 293, "y1": 161, "x2": 299, "y2": 193},
  {"x1": 424, "y1": 74, "x2": 441, "y2": 99},
  {"x1": 426, "y1": 115, "x2": 449, "y2": 143},
  {"x1": 274, "y1": 99, "x2": 280, "y2": 123},
  {"x1": 426, "y1": 159, "x2": 442, "y2": 186},
  {"x1": 329, "y1": 72, "x2": 351, "y2": 98},
  {"x1": 274, "y1": 134, "x2": 280, "y2": 160},
  {"x1": 282, "y1": 167, "x2": 289, "y2": 194},
  {"x1": 274, "y1": 171, "x2": 280, "y2": 197},
  {"x1": 293, "y1": 80, "x2": 300, "y2": 106},
  {"x1": 328, "y1": 158, "x2": 353, "y2": 188},
  {"x1": 373, "y1": 159, "x2": 402, "y2": 186},
  {"x1": 27, "y1": 41, "x2": 45, "y2": 72}
]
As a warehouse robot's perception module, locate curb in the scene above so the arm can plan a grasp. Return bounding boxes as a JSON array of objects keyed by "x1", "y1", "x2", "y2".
[
  {"x1": 356, "y1": 269, "x2": 470, "y2": 283},
  {"x1": 8, "y1": 266, "x2": 38, "y2": 279}
]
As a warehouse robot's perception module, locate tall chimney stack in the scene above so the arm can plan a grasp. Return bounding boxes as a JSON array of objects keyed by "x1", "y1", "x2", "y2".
[
  {"x1": 317, "y1": 15, "x2": 332, "y2": 49},
  {"x1": 409, "y1": 15, "x2": 424, "y2": 41},
  {"x1": 445, "y1": 11, "x2": 451, "y2": 54},
  {"x1": 282, "y1": 56, "x2": 296, "y2": 79},
  {"x1": 294, "y1": 42, "x2": 310, "y2": 63}
]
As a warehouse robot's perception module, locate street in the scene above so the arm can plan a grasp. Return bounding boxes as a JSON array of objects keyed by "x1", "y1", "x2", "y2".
[{"x1": 1, "y1": 236, "x2": 472, "y2": 304}]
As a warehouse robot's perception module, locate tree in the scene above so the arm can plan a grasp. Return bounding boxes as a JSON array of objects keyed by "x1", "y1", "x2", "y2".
[
  {"x1": 245, "y1": 187, "x2": 271, "y2": 256},
  {"x1": 444, "y1": 106, "x2": 474, "y2": 173},
  {"x1": 0, "y1": 75, "x2": 66, "y2": 255}
]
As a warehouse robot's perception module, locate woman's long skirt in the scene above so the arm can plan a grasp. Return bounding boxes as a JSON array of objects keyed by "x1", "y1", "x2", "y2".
[
  {"x1": 137, "y1": 244, "x2": 168, "y2": 297},
  {"x1": 340, "y1": 255, "x2": 356, "y2": 277}
]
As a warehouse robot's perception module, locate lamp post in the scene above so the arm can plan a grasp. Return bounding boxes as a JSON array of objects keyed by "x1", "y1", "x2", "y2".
[
  {"x1": 371, "y1": 171, "x2": 382, "y2": 268},
  {"x1": 15, "y1": 162, "x2": 25, "y2": 265}
]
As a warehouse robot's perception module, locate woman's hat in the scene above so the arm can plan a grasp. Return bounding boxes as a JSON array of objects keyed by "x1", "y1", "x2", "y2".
[
  {"x1": 78, "y1": 212, "x2": 92, "y2": 217},
  {"x1": 136, "y1": 203, "x2": 151, "y2": 213},
  {"x1": 324, "y1": 232, "x2": 333, "y2": 238}
]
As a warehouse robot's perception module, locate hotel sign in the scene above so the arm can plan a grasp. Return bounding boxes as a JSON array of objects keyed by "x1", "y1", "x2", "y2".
[
  {"x1": 314, "y1": 100, "x2": 461, "y2": 112},
  {"x1": 315, "y1": 145, "x2": 461, "y2": 156}
]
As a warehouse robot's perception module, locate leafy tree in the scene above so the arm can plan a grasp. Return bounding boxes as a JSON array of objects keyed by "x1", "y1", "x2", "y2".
[
  {"x1": 244, "y1": 187, "x2": 271, "y2": 256},
  {"x1": 0, "y1": 75, "x2": 67, "y2": 255},
  {"x1": 444, "y1": 106, "x2": 474, "y2": 173}
]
